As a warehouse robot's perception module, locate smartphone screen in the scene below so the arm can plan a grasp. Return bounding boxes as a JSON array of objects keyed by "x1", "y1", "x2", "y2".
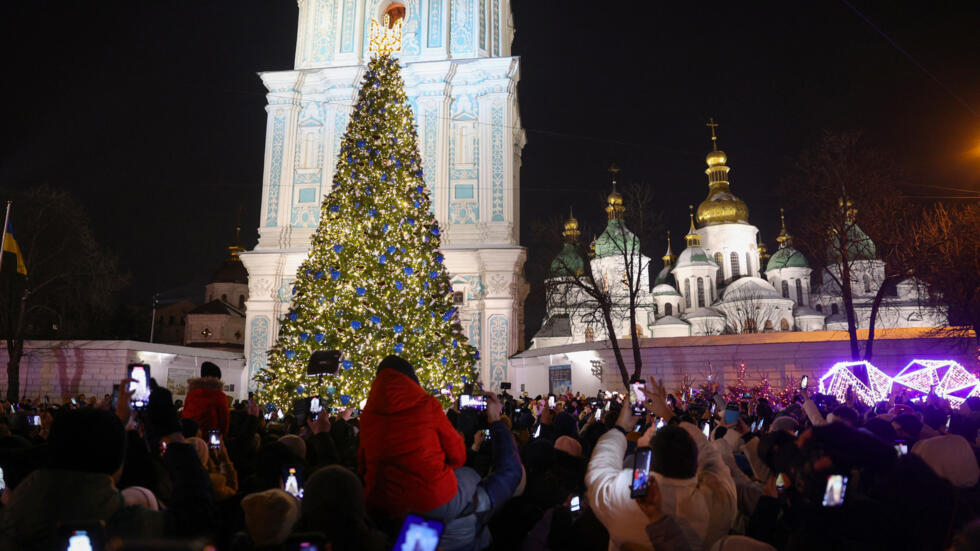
[
  {"x1": 655, "y1": 417, "x2": 665, "y2": 430},
  {"x1": 570, "y1": 495, "x2": 581, "y2": 513},
  {"x1": 58, "y1": 523, "x2": 106, "y2": 551},
  {"x1": 800, "y1": 375, "x2": 809, "y2": 390},
  {"x1": 283, "y1": 466, "x2": 304, "y2": 499},
  {"x1": 159, "y1": 441, "x2": 168, "y2": 457},
  {"x1": 394, "y1": 514, "x2": 444, "y2": 551},
  {"x1": 533, "y1": 424, "x2": 542, "y2": 438},
  {"x1": 594, "y1": 409, "x2": 602, "y2": 421},
  {"x1": 127, "y1": 363, "x2": 151, "y2": 407},
  {"x1": 277, "y1": 408, "x2": 284, "y2": 420},
  {"x1": 0, "y1": 466, "x2": 5, "y2": 496},
  {"x1": 630, "y1": 447, "x2": 653, "y2": 498},
  {"x1": 208, "y1": 430, "x2": 221, "y2": 449},
  {"x1": 482, "y1": 428, "x2": 491, "y2": 440},
  {"x1": 724, "y1": 406, "x2": 740, "y2": 425},
  {"x1": 776, "y1": 473, "x2": 785, "y2": 492},
  {"x1": 32, "y1": 415, "x2": 41, "y2": 426},
  {"x1": 895, "y1": 441, "x2": 908, "y2": 456},
  {"x1": 702, "y1": 422, "x2": 711, "y2": 438},
  {"x1": 548, "y1": 396, "x2": 556, "y2": 408},
  {"x1": 310, "y1": 396, "x2": 322, "y2": 421},
  {"x1": 460, "y1": 394, "x2": 487, "y2": 411},
  {"x1": 821, "y1": 474, "x2": 847, "y2": 507}
]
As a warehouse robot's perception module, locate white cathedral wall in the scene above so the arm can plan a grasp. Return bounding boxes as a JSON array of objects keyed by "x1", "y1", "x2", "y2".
[
  {"x1": 243, "y1": 54, "x2": 526, "y2": 392},
  {"x1": 698, "y1": 223, "x2": 760, "y2": 281}
]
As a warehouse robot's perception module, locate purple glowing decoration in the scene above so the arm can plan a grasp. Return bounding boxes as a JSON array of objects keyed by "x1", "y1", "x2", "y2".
[{"x1": 818, "y1": 358, "x2": 977, "y2": 408}]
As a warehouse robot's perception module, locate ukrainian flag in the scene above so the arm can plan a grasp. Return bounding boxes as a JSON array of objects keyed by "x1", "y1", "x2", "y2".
[{"x1": 2, "y1": 219, "x2": 27, "y2": 275}]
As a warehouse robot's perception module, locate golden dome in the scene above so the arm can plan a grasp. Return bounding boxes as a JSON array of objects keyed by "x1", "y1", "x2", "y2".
[
  {"x1": 706, "y1": 150, "x2": 727, "y2": 167},
  {"x1": 605, "y1": 189, "x2": 625, "y2": 220},
  {"x1": 562, "y1": 211, "x2": 581, "y2": 241}
]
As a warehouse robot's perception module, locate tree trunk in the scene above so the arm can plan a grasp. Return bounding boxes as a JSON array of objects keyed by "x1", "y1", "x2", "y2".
[
  {"x1": 839, "y1": 263, "x2": 861, "y2": 360},
  {"x1": 863, "y1": 279, "x2": 892, "y2": 361},
  {"x1": 628, "y1": 296, "x2": 643, "y2": 381},
  {"x1": 601, "y1": 306, "x2": 630, "y2": 391}
]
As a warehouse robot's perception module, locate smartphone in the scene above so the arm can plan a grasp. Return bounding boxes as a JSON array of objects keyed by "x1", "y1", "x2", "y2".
[
  {"x1": 159, "y1": 441, "x2": 168, "y2": 457},
  {"x1": 594, "y1": 409, "x2": 602, "y2": 421},
  {"x1": 32, "y1": 415, "x2": 41, "y2": 427},
  {"x1": 460, "y1": 394, "x2": 487, "y2": 411},
  {"x1": 207, "y1": 430, "x2": 221, "y2": 449},
  {"x1": 0, "y1": 466, "x2": 5, "y2": 496},
  {"x1": 724, "y1": 404, "x2": 740, "y2": 425},
  {"x1": 127, "y1": 363, "x2": 152, "y2": 408},
  {"x1": 946, "y1": 415, "x2": 951, "y2": 431},
  {"x1": 393, "y1": 514, "x2": 444, "y2": 551},
  {"x1": 482, "y1": 428, "x2": 491, "y2": 440},
  {"x1": 570, "y1": 495, "x2": 582, "y2": 513},
  {"x1": 655, "y1": 417, "x2": 666, "y2": 430},
  {"x1": 895, "y1": 441, "x2": 908, "y2": 456},
  {"x1": 57, "y1": 522, "x2": 106, "y2": 551},
  {"x1": 800, "y1": 375, "x2": 809, "y2": 390},
  {"x1": 634, "y1": 423, "x2": 643, "y2": 433},
  {"x1": 630, "y1": 447, "x2": 653, "y2": 498},
  {"x1": 283, "y1": 466, "x2": 304, "y2": 499},
  {"x1": 285, "y1": 533, "x2": 328, "y2": 551},
  {"x1": 776, "y1": 473, "x2": 785, "y2": 492},
  {"x1": 70, "y1": 397, "x2": 77, "y2": 406},
  {"x1": 702, "y1": 422, "x2": 711, "y2": 439},
  {"x1": 710, "y1": 402, "x2": 716, "y2": 414},
  {"x1": 821, "y1": 474, "x2": 848, "y2": 507},
  {"x1": 277, "y1": 408, "x2": 284, "y2": 420},
  {"x1": 548, "y1": 395, "x2": 556, "y2": 408},
  {"x1": 533, "y1": 424, "x2": 542, "y2": 438},
  {"x1": 310, "y1": 396, "x2": 322, "y2": 421}
]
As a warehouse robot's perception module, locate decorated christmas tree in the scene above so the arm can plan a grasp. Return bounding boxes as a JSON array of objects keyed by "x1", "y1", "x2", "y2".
[{"x1": 255, "y1": 19, "x2": 478, "y2": 409}]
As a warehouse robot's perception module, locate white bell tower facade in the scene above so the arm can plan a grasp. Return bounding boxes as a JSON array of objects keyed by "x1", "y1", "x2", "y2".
[{"x1": 242, "y1": 0, "x2": 527, "y2": 391}]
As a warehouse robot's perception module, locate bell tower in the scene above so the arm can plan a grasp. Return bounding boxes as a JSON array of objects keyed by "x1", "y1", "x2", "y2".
[{"x1": 242, "y1": 0, "x2": 527, "y2": 391}]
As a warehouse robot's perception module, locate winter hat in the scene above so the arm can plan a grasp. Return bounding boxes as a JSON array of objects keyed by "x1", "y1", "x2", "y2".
[
  {"x1": 187, "y1": 437, "x2": 210, "y2": 468},
  {"x1": 376, "y1": 355, "x2": 419, "y2": 385},
  {"x1": 554, "y1": 435, "x2": 583, "y2": 458},
  {"x1": 278, "y1": 434, "x2": 307, "y2": 461},
  {"x1": 201, "y1": 361, "x2": 222, "y2": 380},
  {"x1": 50, "y1": 408, "x2": 126, "y2": 475},
  {"x1": 241, "y1": 489, "x2": 299, "y2": 546},
  {"x1": 121, "y1": 486, "x2": 161, "y2": 511},
  {"x1": 770, "y1": 416, "x2": 798, "y2": 435}
]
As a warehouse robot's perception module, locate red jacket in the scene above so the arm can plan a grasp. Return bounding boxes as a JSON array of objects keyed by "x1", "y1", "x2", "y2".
[
  {"x1": 358, "y1": 369, "x2": 466, "y2": 517},
  {"x1": 181, "y1": 377, "x2": 230, "y2": 434}
]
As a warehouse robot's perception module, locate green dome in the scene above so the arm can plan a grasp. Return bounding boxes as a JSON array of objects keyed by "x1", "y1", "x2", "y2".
[
  {"x1": 595, "y1": 219, "x2": 640, "y2": 258},
  {"x1": 829, "y1": 223, "x2": 876, "y2": 262},
  {"x1": 654, "y1": 264, "x2": 673, "y2": 286},
  {"x1": 767, "y1": 247, "x2": 809, "y2": 270},
  {"x1": 550, "y1": 242, "x2": 584, "y2": 276}
]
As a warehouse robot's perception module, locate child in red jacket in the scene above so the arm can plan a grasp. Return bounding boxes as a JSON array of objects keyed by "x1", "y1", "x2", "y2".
[
  {"x1": 181, "y1": 361, "x2": 230, "y2": 435},
  {"x1": 358, "y1": 355, "x2": 466, "y2": 519}
]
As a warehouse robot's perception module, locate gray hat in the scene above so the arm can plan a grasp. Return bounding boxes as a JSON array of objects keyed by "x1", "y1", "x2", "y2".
[{"x1": 770, "y1": 416, "x2": 798, "y2": 434}]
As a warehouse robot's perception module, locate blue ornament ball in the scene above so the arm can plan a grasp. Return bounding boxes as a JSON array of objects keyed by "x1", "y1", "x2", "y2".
[
  {"x1": 441, "y1": 356, "x2": 447, "y2": 366},
  {"x1": 314, "y1": 332, "x2": 325, "y2": 343},
  {"x1": 370, "y1": 315, "x2": 381, "y2": 324},
  {"x1": 297, "y1": 385, "x2": 306, "y2": 395},
  {"x1": 431, "y1": 228, "x2": 440, "y2": 236},
  {"x1": 299, "y1": 332, "x2": 310, "y2": 342},
  {"x1": 342, "y1": 360, "x2": 354, "y2": 370},
  {"x1": 351, "y1": 320, "x2": 363, "y2": 330},
  {"x1": 285, "y1": 350, "x2": 296, "y2": 359},
  {"x1": 395, "y1": 280, "x2": 403, "y2": 291},
  {"x1": 331, "y1": 205, "x2": 340, "y2": 213},
  {"x1": 357, "y1": 140, "x2": 366, "y2": 149},
  {"x1": 394, "y1": 343, "x2": 404, "y2": 354},
  {"x1": 315, "y1": 270, "x2": 324, "y2": 279},
  {"x1": 387, "y1": 245, "x2": 396, "y2": 254},
  {"x1": 393, "y1": 324, "x2": 403, "y2": 334},
  {"x1": 340, "y1": 395, "x2": 351, "y2": 405},
  {"x1": 333, "y1": 244, "x2": 343, "y2": 253},
  {"x1": 403, "y1": 267, "x2": 413, "y2": 276},
  {"x1": 379, "y1": 254, "x2": 387, "y2": 264},
  {"x1": 356, "y1": 287, "x2": 367, "y2": 296},
  {"x1": 429, "y1": 271, "x2": 439, "y2": 279},
  {"x1": 331, "y1": 270, "x2": 341, "y2": 280},
  {"x1": 288, "y1": 312, "x2": 298, "y2": 322}
]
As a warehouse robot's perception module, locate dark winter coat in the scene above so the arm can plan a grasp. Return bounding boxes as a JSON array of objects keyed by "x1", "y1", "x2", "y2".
[
  {"x1": 182, "y1": 377, "x2": 230, "y2": 434},
  {"x1": 358, "y1": 368, "x2": 466, "y2": 517}
]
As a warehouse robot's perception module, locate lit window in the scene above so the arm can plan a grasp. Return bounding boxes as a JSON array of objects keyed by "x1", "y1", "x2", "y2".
[
  {"x1": 780, "y1": 318, "x2": 790, "y2": 331},
  {"x1": 585, "y1": 327, "x2": 595, "y2": 342}
]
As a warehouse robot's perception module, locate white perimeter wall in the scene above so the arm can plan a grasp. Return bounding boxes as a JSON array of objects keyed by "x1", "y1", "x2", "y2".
[
  {"x1": 0, "y1": 341, "x2": 247, "y2": 402},
  {"x1": 509, "y1": 328, "x2": 974, "y2": 398}
]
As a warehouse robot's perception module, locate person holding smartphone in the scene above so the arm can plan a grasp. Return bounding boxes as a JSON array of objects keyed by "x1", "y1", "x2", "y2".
[
  {"x1": 181, "y1": 361, "x2": 230, "y2": 435},
  {"x1": 584, "y1": 375, "x2": 736, "y2": 550}
]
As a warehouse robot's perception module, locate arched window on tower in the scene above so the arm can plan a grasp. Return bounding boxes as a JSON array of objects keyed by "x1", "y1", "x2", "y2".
[
  {"x1": 831, "y1": 303, "x2": 839, "y2": 315},
  {"x1": 714, "y1": 252, "x2": 724, "y2": 281},
  {"x1": 665, "y1": 303, "x2": 673, "y2": 316},
  {"x1": 781, "y1": 280, "x2": 790, "y2": 298},
  {"x1": 780, "y1": 318, "x2": 790, "y2": 331},
  {"x1": 730, "y1": 252, "x2": 740, "y2": 279},
  {"x1": 697, "y1": 277, "x2": 706, "y2": 307},
  {"x1": 863, "y1": 273, "x2": 872, "y2": 293},
  {"x1": 796, "y1": 280, "x2": 804, "y2": 305},
  {"x1": 384, "y1": 3, "x2": 406, "y2": 26},
  {"x1": 764, "y1": 320, "x2": 773, "y2": 332},
  {"x1": 684, "y1": 280, "x2": 692, "y2": 308}
]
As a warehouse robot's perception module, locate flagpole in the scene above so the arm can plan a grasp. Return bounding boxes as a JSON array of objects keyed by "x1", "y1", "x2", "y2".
[{"x1": 0, "y1": 201, "x2": 11, "y2": 275}]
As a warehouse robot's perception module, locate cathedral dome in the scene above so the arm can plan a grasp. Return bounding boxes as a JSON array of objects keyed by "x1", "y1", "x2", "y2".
[
  {"x1": 550, "y1": 242, "x2": 584, "y2": 276},
  {"x1": 674, "y1": 246, "x2": 716, "y2": 269},
  {"x1": 594, "y1": 220, "x2": 639, "y2": 258},
  {"x1": 767, "y1": 246, "x2": 809, "y2": 270},
  {"x1": 696, "y1": 193, "x2": 750, "y2": 226},
  {"x1": 721, "y1": 277, "x2": 781, "y2": 301},
  {"x1": 706, "y1": 150, "x2": 727, "y2": 167},
  {"x1": 652, "y1": 283, "x2": 680, "y2": 296}
]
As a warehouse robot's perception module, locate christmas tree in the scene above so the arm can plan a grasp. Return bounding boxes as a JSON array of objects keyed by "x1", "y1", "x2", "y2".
[{"x1": 255, "y1": 20, "x2": 478, "y2": 409}]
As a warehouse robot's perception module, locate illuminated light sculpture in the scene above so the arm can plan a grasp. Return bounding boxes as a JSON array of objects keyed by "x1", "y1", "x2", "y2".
[
  {"x1": 818, "y1": 359, "x2": 978, "y2": 408},
  {"x1": 818, "y1": 361, "x2": 893, "y2": 406}
]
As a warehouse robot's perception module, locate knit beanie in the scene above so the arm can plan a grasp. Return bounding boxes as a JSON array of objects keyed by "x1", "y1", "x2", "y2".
[
  {"x1": 50, "y1": 409, "x2": 126, "y2": 475},
  {"x1": 201, "y1": 361, "x2": 222, "y2": 380},
  {"x1": 554, "y1": 435, "x2": 583, "y2": 458},
  {"x1": 376, "y1": 355, "x2": 419, "y2": 385},
  {"x1": 121, "y1": 486, "x2": 161, "y2": 511},
  {"x1": 770, "y1": 416, "x2": 798, "y2": 435},
  {"x1": 278, "y1": 434, "x2": 307, "y2": 461},
  {"x1": 241, "y1": 489, "x2": 299, "y2": 546}
]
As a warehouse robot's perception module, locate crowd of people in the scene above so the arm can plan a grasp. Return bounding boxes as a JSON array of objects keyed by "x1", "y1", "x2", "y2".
[{"x1": 1, "y1": 356, "x2": 979, "y2": 550}]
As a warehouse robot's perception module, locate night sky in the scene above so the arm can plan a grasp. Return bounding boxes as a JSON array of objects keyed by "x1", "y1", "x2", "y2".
[{"x1": 2, "y1": 1, "x2": 979, "y2": 337}]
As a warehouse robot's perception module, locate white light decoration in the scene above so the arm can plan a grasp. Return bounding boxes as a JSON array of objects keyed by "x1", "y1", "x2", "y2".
[
  {"x1": 818, "y1": 361, "x2": 893, "y2": 406},
  {"x1": 819, "y1": 359, "x2": 978, "y2": 408}
]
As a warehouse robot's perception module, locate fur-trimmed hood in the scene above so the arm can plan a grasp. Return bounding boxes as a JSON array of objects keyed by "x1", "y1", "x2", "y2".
[{"x1": 187, "y1": 377, "x2": 224, "y2": 391}]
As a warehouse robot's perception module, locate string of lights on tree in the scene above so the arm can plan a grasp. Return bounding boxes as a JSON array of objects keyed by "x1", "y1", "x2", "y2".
[{"x1": 254, "y1": 18, "x2": 477, "y2": 409}]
